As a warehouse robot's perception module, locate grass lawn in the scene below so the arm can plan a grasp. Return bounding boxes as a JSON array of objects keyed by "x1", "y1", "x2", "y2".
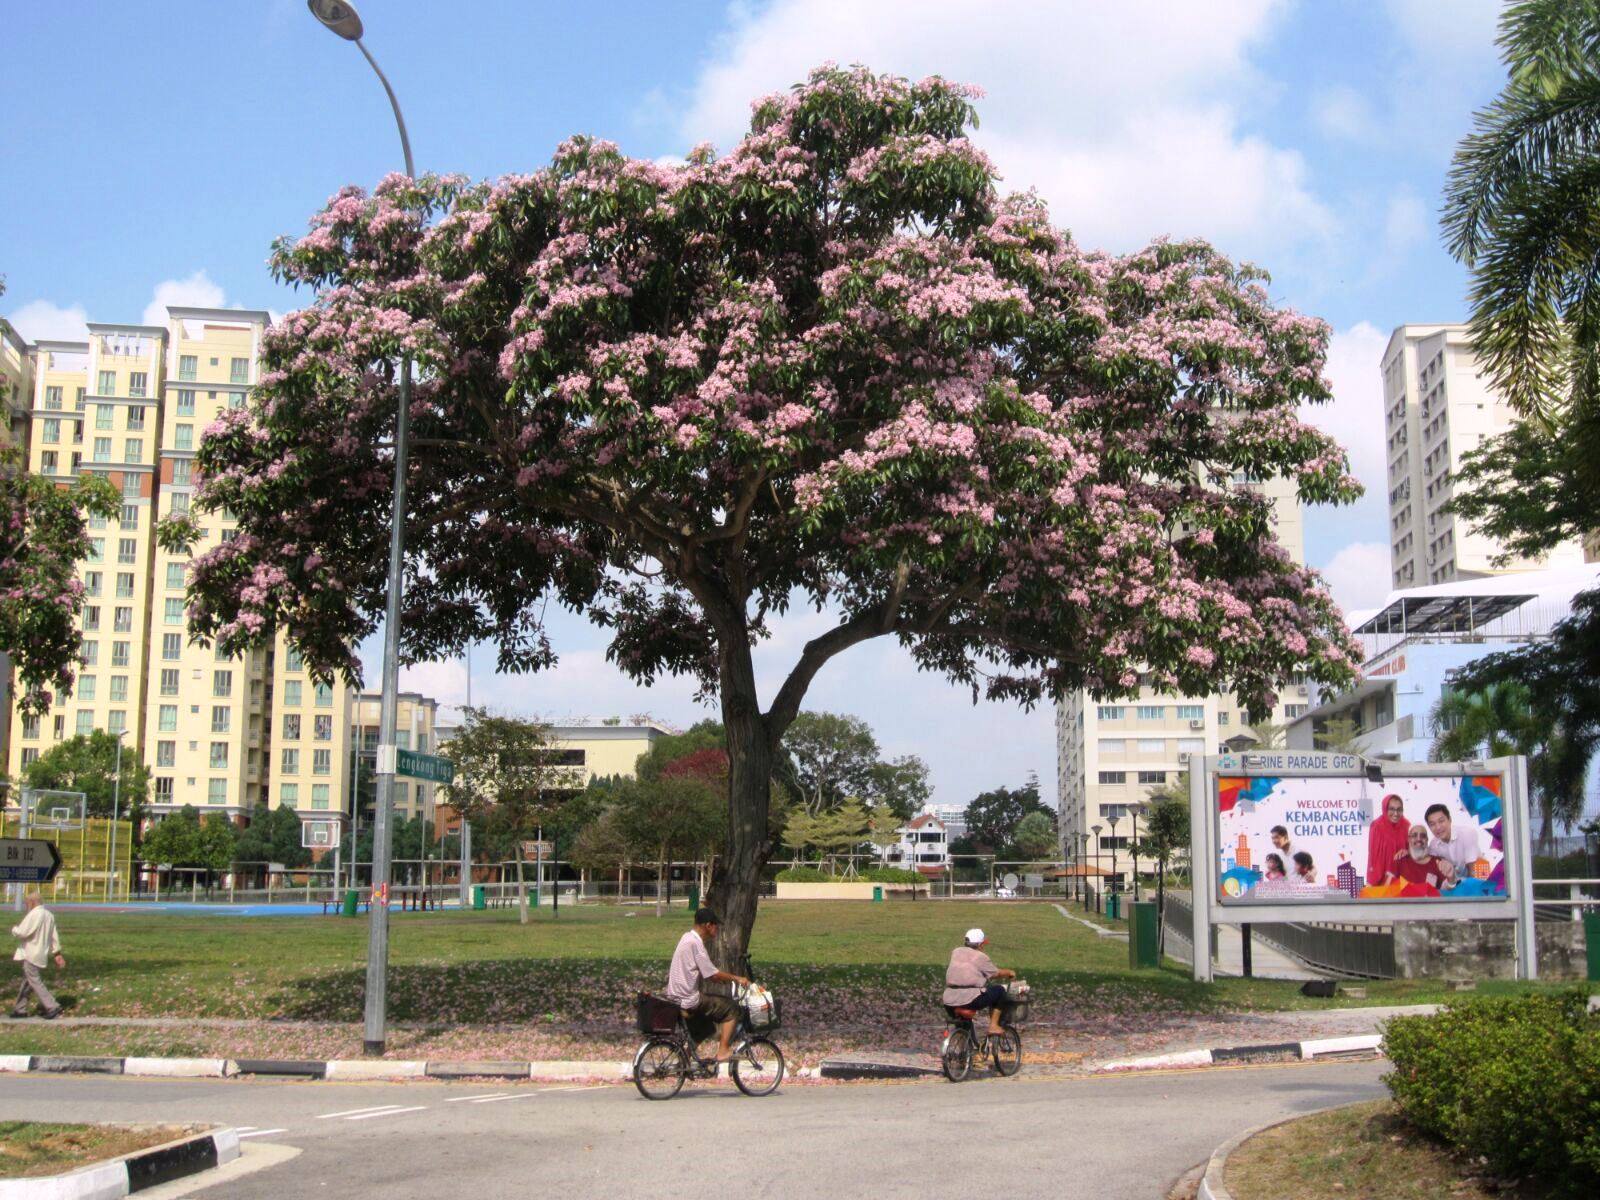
[
  {"x1": 1225, "y1": 1101, "x2": 1554, "y2": 1200},
  {"x1": 0, "y1": 901, "x2": 1561, "y2": 1064},
  {"x1": 0, "y1": 1122, "x2": 189, "y2": 1179}
]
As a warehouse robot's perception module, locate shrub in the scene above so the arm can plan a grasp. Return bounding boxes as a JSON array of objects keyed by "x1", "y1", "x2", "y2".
[
  {"x1": 1383, "y1": 992, "x2": 1599, "y2": 1190},
  {"x1": 773, "y1": 865, "x2": 926, "y2": 884},
  {"x1": 774, "y1": 867, "x2": 832, "y2": 882}
]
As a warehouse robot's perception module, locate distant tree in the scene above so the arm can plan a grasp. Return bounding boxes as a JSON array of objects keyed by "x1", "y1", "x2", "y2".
[
  {"x1": 613, "y1": 776, "x2": 723, "y2": 914},
  {"x1": 781, "y1": 711, "x2": 931, "y2": 820},
  {"x1": 0, "y1": 445, "x2": 118, "y2": 716},
  {"x1": 964, "y1": 780, "x2": 1049, "y2": 854},
  {"x1": 1012, "y1": 810, "x2": 1057, "y2": 861},
  {"x1": 139, "y1": 807, "x2": 201, "y2": 869},
  {"x1": 21, "y1": 731, "x2": 149, "y2": 824},
  {"x1": 635, "y1": 721, "x2": 726, "y2": 781},
  {"x1": 234, "y1": 803, "x2": 313, "y2": 870},
  {"x1": 195, "y1": 814, "x2": 237, "y2": 878},
  {"x1": 1314, "y1": 716, "x2": 1365, "y2": 753},
  {"x1": 1131, "y1": 793, "x2": 1192, "y2": 946}
]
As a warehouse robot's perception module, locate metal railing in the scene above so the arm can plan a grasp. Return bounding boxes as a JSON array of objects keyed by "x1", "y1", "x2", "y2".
[
  {"x1": 1531, "y1": 877, "x2": 1600, "y2": 923},
  {"x1": 1160, "y1": 894, "x2": 1396, "y2": 979}
]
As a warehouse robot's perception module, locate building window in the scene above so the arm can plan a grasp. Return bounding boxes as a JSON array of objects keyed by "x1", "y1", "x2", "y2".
[
  {"x1": 313, "y1": 715, "x2": 332, "y2": 741},
  {"x1": 1177, "y1": 738, "x2": 1205, "y2": 755},
  {"x1": 177, "y1": 389, "x2": 195, "y2": 415},
  {"x1": 121, "y1": 504, "x2": 139, "y2": 529},
  {"x1": 83, "y1": 571, "x2": 102, "y2": 597},
  {"x1": 230, "y1": 357, "x2": 249, "y2": 384},
  {"x1": 209, "y1": 743, "x2": 229, "y2": 769},
  {"x1": 76, "y1": 711, "x2": 95, "y2": 735},
  {"x1": 313, "y1": 682, "x2": 333, "y2": 708},
  {"x1": 283, "y1": 714, "x2": 300, "y2": 740},
  {"x1": 127, "y1": 405, "x2": 145, "y2": 429},
  {"x1": 164, "y1": 598, "x2": 184, "y2": 625},
  {"x1": 280, "y1": 783, "x2": 299, "y2": 807},
  {"x1": 116, "y1": 571, "x2": 134, "y2": 597},
  {"x1": 113, "y1": 606, "x2": 133, "y2": 632},
  {"x1": 21, "y1": 714, "x2": 40, "y2": 739},
  {"x1": 109, "y1": 676, "x2": 128, "y2": 703},
  {"x1": 311, "y1": 785, "x2": 330, "y2": 811},
  {"x1": 158, "y1": 705, "x2": 177, "y2": 732},
  {"x1": 78, "y1": 675, "x2": 97, "y2": 701},
  {"x1": 172, "y1": 459, "x2": 192, "y2": 485},
  {"x1": 213, "y1": 669, "x2": 232, "y2": 696},
  {"x1": 97, "y1": 370, "x2": 116, "y2": 395},
  {"x1": 207, "y1": 779, "x2": 227, "y2": 805},
  {"x1": 1097, "y1": 771, "x2": 1127, "y2": 785},
  {"x1": 122, "y1": 472, "x2": 140, "y2": 499},
  {"x1": 124, "y1": 438, "x2": 142, "y2": 462},
  {"x1": 95, "y1": 405, "x2": 113, "y2": 430},
  {"x1": 44, "y1": 386, "x2": 63, "y2": 409},
  {"x1": 118, "y1": 538, "x2": 137, "y2": 564},
  {"x1": 1136, "y1": 737, "x2": 1164, "y2": 753},
  {"x1": 160, "y1": 669, "x2": 179, "y2": 696},
  {"x1": 1137, "y1": 770, "x2": 1167, "y2": 785},
  {"x1": 174, "y1": 424, "x2": 193, "y2": 451},
  {"x1": 83, "y1": 605, "x2": 101, "y2": 631},
  {"x1": 228, "y1": 392, "x2": 245, "y2": 411},
  {"x1": 154, "y1": 777, "x2": 173, "y2": 801},
  {"x1": 166, "y1": 562, "x2": 186, "y2": 589},
  {"x1": 179, "y1": 355, "x2": 197, "y2": 381},
  {"x1": 92, "y1": 437, "x2": 112, "y2": 462},
  {"x1": 1096, "y1": 705, "x2": 1125, "y2": 720},
  {"x1": 107, "y1": 710, "x2": 126, "y2": 735},
  {"x1": 281, "y1": 749, "x2": 299, "y2": 775},
  {"x1": 313, "y1": 749, "x2": 331, "y2": 776},
  {"x1": 80, "y1": 640, "x2": 98, "y2": 666},
  {"x1": 1284, "y1": 704, "x2": 1307, "y2": 719},
  {"x1": 1097, "y1": 738, "x2": 1125, "y2": 755},
  {"x1": 111, "y1": 641, "x2": 129, "y2": 667},
  {"x1": 283, "y1": 680, "x2": 302, "y2": 707},
  {"x1": 1136, "y1": 705, "x2": 1165, "y2": 719},
  {"x1": 128, "y1": 373, "x2": 147, "y2": 398},
  {"x1": 41, "y1": 418, "x2": 59, "y2": 443},
  {"x1": 162, "y1": 633, "x2": 181, "y2": 660},
  {"x1": 39, "y1": 451, "x2": 58, "y2": 474},
  {"x1": 170, "y1": 492, "x2": 190, "y2": 516},
  {"x1": 156, "y1": 741, "x2": 175, "y2": 767},
  {"x1": 209, "y1": 705, "x2": 230, "y2": 733},
  {"x1": 285, "y1": 647, "x2": 303, "y2": 671},
  {"x1": 74, "y1": 387, "x2": 85, "y2": 410},
  {"x1": 1218, "y1": 712, "x2": 1230, "y2": 726},
  {"x1": 1176, "y1": 705, "x2": 1204, "y2": 720}
]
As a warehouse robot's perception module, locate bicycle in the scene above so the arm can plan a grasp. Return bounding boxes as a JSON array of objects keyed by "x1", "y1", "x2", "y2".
[
  {"x1": 632, "y1": 986, "x2": 785, "y2": 1100},
  {"x1": 940, "y1": 1001, "x2": 1023, "y2": 1082}
]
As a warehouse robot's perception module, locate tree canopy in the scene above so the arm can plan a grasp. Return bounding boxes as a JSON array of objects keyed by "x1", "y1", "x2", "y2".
[
  {"x1": 781, "y1": 710, "x2": 929, "y2": 818},
  {"x1": 20, "y1": 731, "x2": 148, "y2": 822},
  {"x1": 166, "y1": 65, "x2": 1360, "y2": 956},
  {"x1": 962, "y1": 778, "x2": 1052, "y2": 854}
]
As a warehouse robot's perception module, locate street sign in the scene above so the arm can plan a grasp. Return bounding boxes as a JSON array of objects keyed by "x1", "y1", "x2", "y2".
[
  {"x1": 395, "y1": 749, "x2": 454, "y2": 783},
  {"x1": 0, "y1": 839, "x2": 63, "y2": 884},
  {"x1": 521, "y1": 840, "x2": 553, "y2": 859}
]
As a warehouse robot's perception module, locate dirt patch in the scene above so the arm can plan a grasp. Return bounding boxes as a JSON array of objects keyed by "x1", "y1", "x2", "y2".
[{"x1": 0, "y1": 1121, "x2": 194, "y2": 1179}]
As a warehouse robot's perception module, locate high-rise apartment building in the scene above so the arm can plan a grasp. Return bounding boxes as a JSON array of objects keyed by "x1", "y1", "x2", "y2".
[
  {"x1": 1, "y1": 320, "x2": 31, "y2": 447},
  {"x1": 1055, "y1": 474, "x2": 1308, "y2": 884},
  {"x1": 1382, "y1": 323, "x2": 1585, "y2": 588}
]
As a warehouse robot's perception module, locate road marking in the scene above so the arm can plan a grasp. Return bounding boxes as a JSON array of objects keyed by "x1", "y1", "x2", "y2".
[
  {"x1": 316, "y1": 1104, "x2": 407, "y2": 1119},
  {"x1": 468, "y1": 1092, "x2": 541, "y2": 1104},
  {"x1": 541, "y1": 1084, "x2": 607, "y2": 1092},
  {"x1": 345, "y1": 1105, "x2": 428, "y2": 1121},
  {"x1": 234, "y1": 1127, "x2": 255, "y2": 1133},
  {"x1": 236, "y1": 1128, "x2": 288, "y2": 1139},
  {"x1": 445, "y1": 1092, "x2": 509, "y2": 1102}
]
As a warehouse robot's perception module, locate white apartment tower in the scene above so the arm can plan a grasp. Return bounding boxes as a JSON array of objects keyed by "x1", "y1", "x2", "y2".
[
  {"x1": 1055, "y1": 475, "x2": 1308, "y2": 885},
  {"x1": 1382, "y1": 324, "x2": 1585, "y2": 589}
]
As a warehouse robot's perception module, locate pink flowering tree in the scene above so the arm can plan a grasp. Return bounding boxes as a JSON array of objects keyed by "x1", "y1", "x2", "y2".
[
  {"x1": 0, "y1": 446, "x2": 117, "y2": 714},
  {"x1": 165, "y1": 66, "x2": 1360, "y2": 961}
]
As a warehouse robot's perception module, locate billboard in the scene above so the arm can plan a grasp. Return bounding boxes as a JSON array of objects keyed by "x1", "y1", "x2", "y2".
[{"x1": 1214, "y1": 772, "x2": 1508, "y2": 905}]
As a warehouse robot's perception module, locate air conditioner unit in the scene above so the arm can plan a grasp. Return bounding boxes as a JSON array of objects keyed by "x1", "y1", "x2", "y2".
[
  {"x1": 1295, "y1": 685, "x2": 1308, "y2": 696},
  {"x1": 1177, "y1": 752, "x2": 1192, "y2": 764},
  {"x1": 1188, "y1": 719, "x2": 1204, "y2": 730}
]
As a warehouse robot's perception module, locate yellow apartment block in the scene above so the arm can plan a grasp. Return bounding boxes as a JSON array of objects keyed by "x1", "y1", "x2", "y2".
[{"x1": 274, "y1": 634, "x2": 356, "y2": 828}]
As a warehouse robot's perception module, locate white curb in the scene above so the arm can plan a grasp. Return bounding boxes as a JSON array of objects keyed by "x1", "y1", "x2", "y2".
[
  {"x1": 526, "y1": 1060, "x2": 630, "y2": 1082},
  {"x1": 1297, "y1": 1035, "x2": 1383, "y2": 1059},
  {"x1": 121, "y1": 1057, "x2": 232, "y2": 1078},
  {"x1": 0, "y1": 1128, "x2": 239, "y2": 1200},
  {"x1": 323, "y1": 1059, "x2": 427, "y2": 1081},
  {"x1": 1095, "y1": 1048, "x2": 1214, "y2": 1072},
  {"x1": 0, "y1": 1055, "x2": 31, "y2": 1074}
]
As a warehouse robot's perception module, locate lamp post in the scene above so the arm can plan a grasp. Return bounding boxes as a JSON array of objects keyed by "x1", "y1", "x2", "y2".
[
  {"x1": 107, "y1": 729, "x2": 128, "y2": 901},
  {"x1": 1105, "y1": 805, "x2": 1124, "y2": 902},
  {"x1": 307, "y1": 0, "x2": 415, "y2": 1056},
  {"x1": 1128, "y1": 801, "x2": 1147, "y2": 903},
  {"x1": 1090, "y1": 824, "x2": 1103, "y2": 913},
  {"x1": 1078, "y1": 832, "x2": 1090, "y2": 907}
]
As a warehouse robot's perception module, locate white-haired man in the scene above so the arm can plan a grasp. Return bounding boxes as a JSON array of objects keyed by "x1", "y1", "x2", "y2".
[
  {"x1": 942, "y1": 928, "x2": 1015, "y2": 1036},
  {"x1": 10, "y1": 890, "x2": 65, "y2": 1019}
]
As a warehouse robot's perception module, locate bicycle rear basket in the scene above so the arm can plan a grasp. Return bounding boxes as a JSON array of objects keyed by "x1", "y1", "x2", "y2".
[{"x1": 636, "y1": 993, "x2": 681, "y2": 1035}]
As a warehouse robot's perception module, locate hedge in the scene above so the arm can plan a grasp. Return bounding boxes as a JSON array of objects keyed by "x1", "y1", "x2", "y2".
[
  {"x1": 1383, "y1": 992, "x2": 1600, "y2": 1190},
  {"x1": 774, "y1": 866, "x2": 927, "y2": 884}
]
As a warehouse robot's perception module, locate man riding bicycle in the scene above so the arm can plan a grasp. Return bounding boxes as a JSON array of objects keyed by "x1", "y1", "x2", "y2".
[
  {"x1": 666, "y1": 907, "x2": 751, "y2": 1064},
  {"x1": 943, "y1": 927, "x2": 1016, "y2": 1036}
]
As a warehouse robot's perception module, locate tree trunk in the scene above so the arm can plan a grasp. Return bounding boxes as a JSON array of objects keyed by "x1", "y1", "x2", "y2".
[
  {"x1": 656, "y1": 842, "x2": 667, "y2": 917},
  {"x1": 707, "y1": 642, "x2": 773, "y2": 974}
]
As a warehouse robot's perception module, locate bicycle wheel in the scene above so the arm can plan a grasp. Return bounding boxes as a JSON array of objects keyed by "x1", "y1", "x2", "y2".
[
  {"x1": 991, "y1": 1026, "x2": 1022, "y2": 1077},
  {"x1": 633, "y1": 1037, "x2": 688, "y2": 1100},
  {"x1": 941, "y1": 1028, "x2": 973, "y2": 1082},
  {"x1": 732, "y1": 1037, "x2": 785, "y2": 1097}
]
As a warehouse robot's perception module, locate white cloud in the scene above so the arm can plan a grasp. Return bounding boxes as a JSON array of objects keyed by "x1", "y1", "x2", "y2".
[
  {"x1": 1385, "y1": 0, "x2": 1504, "y2": 60},
  {"x1": 678, "y1": 0, "x2": 1331, "y2": 259},
  {"x1": 1382, "y1": 188, "x2": 1430, "y2": 257},
  {"x1": 1312, "y1": 84, "x2": 1377, "y2": 142},
  {"x1": 1305, "y1": 320, "x2": 1390, "y2": 492},
  {"x1": 1318, "y1": 540, "x2": 1393, "y2": 617},
  {"x1": 141, "y1": 270, "x2": 226, "y2": 327},
  {"x1": 6, "y1": 299, "x2": 89, "y2": 343}
]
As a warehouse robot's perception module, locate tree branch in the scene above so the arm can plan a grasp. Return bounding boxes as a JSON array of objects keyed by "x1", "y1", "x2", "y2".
[{"x1": 765, "y1": 611, "x2": 887, "y2": 743}]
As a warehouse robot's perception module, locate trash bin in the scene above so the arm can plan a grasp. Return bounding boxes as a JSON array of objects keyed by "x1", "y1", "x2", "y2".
[
  {"x1": 341, "y1": 889, "x2": 359, "y2": 917},
  {"x1": 872, "y1": 885, "x2": 884, "y2": 902},
  {"x1": 1106, "y1": 892, "x2": 1122, "y2": 921},
  {"x1": 471, "y1": 884, "x2": 486, "y2": 911},
  {"x1": 1586, "y1": 912, "x2": 1600, "y2": 982},
  {"x1": 1128, "y1": 901, "x2": 1159, "y2": 969},
  {"x1": 688, "y1": 884, "x2": 700, "y2": 912}
]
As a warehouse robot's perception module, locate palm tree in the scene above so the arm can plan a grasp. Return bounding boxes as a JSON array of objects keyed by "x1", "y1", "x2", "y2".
[{"x1": 1430, "y1": 681, "x2": 1538, "y2": 762}]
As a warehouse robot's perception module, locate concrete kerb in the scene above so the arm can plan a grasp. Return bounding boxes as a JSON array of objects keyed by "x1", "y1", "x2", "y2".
[
  {"x1": 1094, "y1": 1033, "x2": 1383, "y2": 1074},
  {"x1": 1197, "y1": 1105, "x2": 1346, "y2": 1200},
  {"x1": 0, "y1": 1125, "x2": 239, "y2": 1200}
]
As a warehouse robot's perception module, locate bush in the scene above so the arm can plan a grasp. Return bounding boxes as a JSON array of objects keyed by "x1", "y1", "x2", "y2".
[
  {"x1": 859, "y1": 866, "x2": 927, "y2": 884},
  {"x1": 774, "y1": 867, "x2": 832, "y2": 882},
  {"x1": 773, "y1": 866, "x2": 926, "y2": 884},
  {"x1": 1383, "y1": 992, "x2": 1600, "y2": 1190}
]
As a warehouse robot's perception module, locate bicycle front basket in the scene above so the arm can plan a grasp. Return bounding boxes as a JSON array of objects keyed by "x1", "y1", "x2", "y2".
[
  {"x1": 636, "y1": 993, "x2": 681, "y2": 1035},
  {"x1": 744, "y1": 989, "x2": 781, "y2": 1031}
]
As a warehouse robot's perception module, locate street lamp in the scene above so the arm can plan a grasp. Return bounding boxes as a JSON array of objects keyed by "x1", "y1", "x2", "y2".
[
  {"x1": 107, "y1": 729, "x2": 128, "y2": 901},
  {"x1": 1090, "y1": 824, "x2": 1103, "y2": 913},
  {"x1": 1105, "y1": 805, "x2": 1125, "y2": 902},
  {"x1": 1128, "y1": 801, "x2": 1148, "y2": 903},
  {"x1": 1078, "y1": 832, "x2": 1090, "y2": 907},
  {"x1": 307, "y1": 0, "x2": 415, "y2": 1056}
]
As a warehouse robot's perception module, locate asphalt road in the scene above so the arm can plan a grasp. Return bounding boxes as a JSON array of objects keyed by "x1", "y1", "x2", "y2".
[{"x1": 0, "y1": 1060, "x2": 1388, "y2": 1198}]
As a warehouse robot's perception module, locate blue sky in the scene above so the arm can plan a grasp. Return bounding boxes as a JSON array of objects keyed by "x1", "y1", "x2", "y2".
[{"x1": 1, "y1": 1, "x2": 1512, "y2": 808}]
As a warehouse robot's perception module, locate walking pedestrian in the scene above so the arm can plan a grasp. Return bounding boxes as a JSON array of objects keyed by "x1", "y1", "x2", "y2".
[{"x1": 10, "y1": 890, "x2": 64, "y2": 1019}]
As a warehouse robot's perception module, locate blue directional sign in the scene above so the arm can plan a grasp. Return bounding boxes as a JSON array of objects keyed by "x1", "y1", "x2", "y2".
[{"x1": 0, "y1": 839, "x2": 62, "y2": 884}]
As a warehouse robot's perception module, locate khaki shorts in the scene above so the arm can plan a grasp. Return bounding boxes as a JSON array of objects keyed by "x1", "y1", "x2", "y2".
[{"x1": 692, "y1": 993, "x2": 737, "y2": 1023}]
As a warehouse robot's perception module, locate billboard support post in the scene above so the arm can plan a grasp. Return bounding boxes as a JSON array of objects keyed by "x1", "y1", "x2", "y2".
[{"x1": 1189, "y1": 751, "x2": 1535, "y2": 983}]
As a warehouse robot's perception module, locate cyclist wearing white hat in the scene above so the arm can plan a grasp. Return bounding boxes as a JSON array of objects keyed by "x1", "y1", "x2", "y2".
[{"x1": 943, "y1": 928, "x2": 1015, "y2": 1036}]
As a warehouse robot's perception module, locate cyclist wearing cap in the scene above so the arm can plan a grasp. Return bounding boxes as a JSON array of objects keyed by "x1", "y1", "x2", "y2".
[
  {"x1": 666, "y1": 906, "x2": 750, "y2": 1064},
  {"x1": 943, "y1": 928, "x2": 1015, "y2": 1036}
]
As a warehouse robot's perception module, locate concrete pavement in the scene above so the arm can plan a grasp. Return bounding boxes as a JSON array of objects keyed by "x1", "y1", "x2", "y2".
[{"x1": 0, "y1": 1060, "x2": 1388, "y2": 1198}]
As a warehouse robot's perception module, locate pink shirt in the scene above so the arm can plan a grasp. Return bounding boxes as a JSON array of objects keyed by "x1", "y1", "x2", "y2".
[
  {"x1": 943, "y1": 945, "x2": 997, "y2": 1006},
  {"x1": 666, "y1": 928, "x2": 719, "y2": 1008}
]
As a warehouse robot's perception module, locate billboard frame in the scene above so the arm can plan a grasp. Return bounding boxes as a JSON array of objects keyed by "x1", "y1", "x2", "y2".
[{"x1": 1187, "y1": 751, "x2": 1536, "y2": 982}]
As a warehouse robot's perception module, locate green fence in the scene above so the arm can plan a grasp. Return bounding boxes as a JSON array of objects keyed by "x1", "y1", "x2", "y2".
[{"x1": 2, "y1": 816, "x2": 133, "y2": 901}]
